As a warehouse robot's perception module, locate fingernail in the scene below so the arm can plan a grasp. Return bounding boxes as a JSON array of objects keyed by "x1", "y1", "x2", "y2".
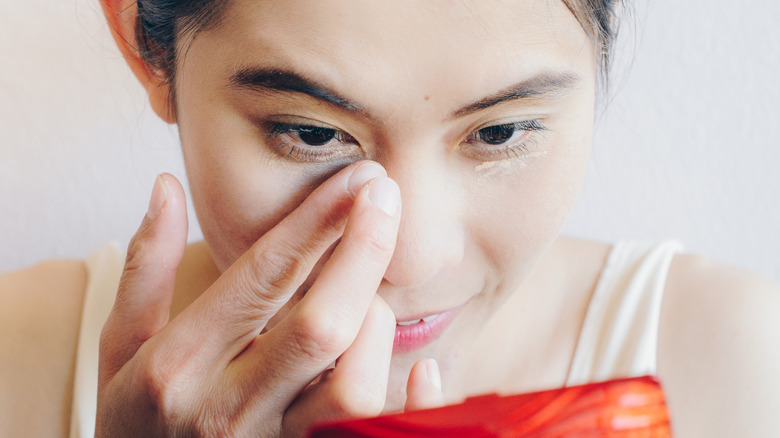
[
  {"x1": 147, "y1": 175, "x2": 167, "y2": 219},
  {"x1": 368, "y1": 177, "x2": 400, "y2": 216},
  {"x1": 426, "y1": 358, "x2": 442, "y2": 391},
  {"x1": 347, "y1": 161, "x2": 386, "y2": 197}
]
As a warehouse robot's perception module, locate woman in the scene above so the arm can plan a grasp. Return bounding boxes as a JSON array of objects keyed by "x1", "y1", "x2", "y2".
[{"x1": 1, "y1": 0, "x2": 778, "y2": 436}]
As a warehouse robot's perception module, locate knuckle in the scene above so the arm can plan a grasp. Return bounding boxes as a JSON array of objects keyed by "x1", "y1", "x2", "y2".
[
  {"x1": 312, "y1": 198, "x2": 351, "y2": 236},
  {"x1": 289, "y1": 312, "x2": 353, "y2": 361},
  {"x1": 243, "y1": 244, "x2": 308, "y2": 303},
  {"x1": 193, "y1": 415, "x2": 233, "y2": 438},
  {"x1": 98, "y1": 320, "x2": 130, "y2": 362},
  {"x1": 352, "y1": 220, "x2": 397, "y2": 257},
  {"x1": 98, "y1": 324, "x2": 121, "y2": 371},
  {"x1": 137, "y1": 349, "x2": 186, "y2": 420},
  {"x1": 123, "y1": 233, "x2": 150, "y2": 274}
]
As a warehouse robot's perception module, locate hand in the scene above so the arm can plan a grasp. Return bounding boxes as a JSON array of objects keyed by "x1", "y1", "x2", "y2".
[{"x1": 96, "y1": 162, "x2": 428, "y2": 437}]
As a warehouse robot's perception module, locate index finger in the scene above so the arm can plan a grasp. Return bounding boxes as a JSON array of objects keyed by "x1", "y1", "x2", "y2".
[
  {"x1": 168, "y1": 161, "x2": 388, "y2": 362},
  {"x1": 245, "y1": 176, "x2": 402, "y2": 394}
]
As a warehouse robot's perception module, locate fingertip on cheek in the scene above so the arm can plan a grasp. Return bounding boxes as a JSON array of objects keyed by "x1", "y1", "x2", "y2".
[{"x1": 347, "y1": 161, "x2": 387, "y2": 197}]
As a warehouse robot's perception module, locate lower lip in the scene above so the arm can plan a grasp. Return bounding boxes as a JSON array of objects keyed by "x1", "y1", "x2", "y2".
[{"x1": 393, "y1": 308, "x2": 460, "y2": 353}]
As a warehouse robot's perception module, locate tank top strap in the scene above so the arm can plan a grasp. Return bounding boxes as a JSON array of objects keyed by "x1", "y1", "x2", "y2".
[
  {"x1": 566, "y1": 240, "x2": 683, "y2": 386},
  {"x1": 69, "y1": 243, "x2": 124, "y2": 438}
]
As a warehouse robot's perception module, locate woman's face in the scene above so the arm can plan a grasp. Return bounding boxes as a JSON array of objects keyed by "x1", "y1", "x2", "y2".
[{"x1": 174, "y1": 0, "x2": 596, "y2": 395}]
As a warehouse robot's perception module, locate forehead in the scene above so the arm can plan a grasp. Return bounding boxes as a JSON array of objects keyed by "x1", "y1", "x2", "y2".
[{"x1": 189, "y1": 0, "x2": 595, "y2": 117}]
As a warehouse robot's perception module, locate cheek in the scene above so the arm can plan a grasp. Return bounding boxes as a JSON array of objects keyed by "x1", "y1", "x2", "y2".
[
  {"x1": 469, "y1": 130, "x2": 591, "y2": 278},
  {"x1": 193, "y1": 172, "x2": 290, "y2": 272},
  {"x1": 178, "y1": 108, "x2": 334, "y2": 272}
]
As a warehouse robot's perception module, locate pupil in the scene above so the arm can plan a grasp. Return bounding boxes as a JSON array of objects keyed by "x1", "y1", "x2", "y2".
[
  {"x1": 479, "y1": 124, "x2": 515, "y2": 145},
  {"x1": 298, "y1": 126, "x2": 336, "y2": 146}
]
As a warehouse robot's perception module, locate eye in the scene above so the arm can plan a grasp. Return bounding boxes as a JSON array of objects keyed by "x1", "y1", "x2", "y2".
[
  {"x1": 264, "y1": 122, "x2": 361, "y2": 163},
  {"x1": 271, "y1": 123, "x2": 351, "y2": 147},
  {"x1": 295, "y1": 126, "x2": 338, "y2": 146},
  {"x1": 461, "y1": 119, "x2": 546, "y2": 161},
  {"x1": 477, "y1": 124, "x2": 517, "y2": 145}
]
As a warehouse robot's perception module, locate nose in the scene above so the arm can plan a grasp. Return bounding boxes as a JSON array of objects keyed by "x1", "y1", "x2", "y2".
[{"x1": 380, "y1": 158, "x2": 464, "y2": 288}]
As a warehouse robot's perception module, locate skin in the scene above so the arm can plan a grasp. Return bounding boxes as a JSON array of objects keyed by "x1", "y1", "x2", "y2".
[
  {"x1": 172, "y1": 0, "x2": 596, "y2": 409},
  {"x1": 1, "y1": 0, "x2": 779, "y2": 437},
  {"x1": 105, "y1": 0, "x2": 601, "y2": 433}
]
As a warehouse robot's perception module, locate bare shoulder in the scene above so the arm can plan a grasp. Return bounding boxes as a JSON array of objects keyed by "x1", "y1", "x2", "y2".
[
  {"x1": 0, "y1": 259, "x2": 88, "y2": 437},
  {"x1": 659, "y1": 253, "x2": 780, "y2": 437}
]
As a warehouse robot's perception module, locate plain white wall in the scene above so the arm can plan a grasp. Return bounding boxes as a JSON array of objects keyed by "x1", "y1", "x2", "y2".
[
  {"x1": 562, "y1": 0, "x2": 780, "y2": 282},
  {"x1": 1, "y1": 0, "x2": 778, "y2": 284},
  {"x1": 1, "y1": 0, "x2": 197, "y2": 272}
]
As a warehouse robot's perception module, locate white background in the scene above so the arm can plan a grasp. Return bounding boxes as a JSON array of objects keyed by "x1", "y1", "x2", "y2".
[{"x1": 1, "y1": 0, "x2": 778, "y2": 283}]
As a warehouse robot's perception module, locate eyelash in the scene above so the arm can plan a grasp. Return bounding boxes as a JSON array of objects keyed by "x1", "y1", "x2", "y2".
[
  {"x1": 263, "y1": 119, "x2": 546, "y2": 163},
  {"x1": 461, "y1": 120, "x2": 546, "y2": 161},
  {"x1": 265, "y1": 122, "x2": 360, "y2": 162}
]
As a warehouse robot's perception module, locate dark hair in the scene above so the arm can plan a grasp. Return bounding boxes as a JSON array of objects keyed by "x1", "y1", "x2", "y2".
[
  {"x1": 561, "y1": 0, "x2": 619, "y2": 80},
  {"x1": 135, "y1": 0, "x2": 227, "y2": 87},
  {"x1": 135, "y1": 0, "x2": 619, "y2": 100}
]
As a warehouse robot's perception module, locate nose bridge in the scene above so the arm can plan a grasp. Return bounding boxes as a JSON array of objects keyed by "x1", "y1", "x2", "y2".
[{"x1": 381, "y1": 157, "x2": 464, "y2": 288}]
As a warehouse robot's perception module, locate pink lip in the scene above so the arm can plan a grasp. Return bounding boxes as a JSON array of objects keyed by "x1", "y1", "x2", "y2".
[{"x1": 393, "y1": 307, "x2": 460, "y2": 353}]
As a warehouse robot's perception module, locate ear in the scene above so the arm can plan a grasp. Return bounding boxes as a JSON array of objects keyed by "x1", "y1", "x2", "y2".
[{"x1": 99, "y1": 0, "x2": 176, "y2": 123}]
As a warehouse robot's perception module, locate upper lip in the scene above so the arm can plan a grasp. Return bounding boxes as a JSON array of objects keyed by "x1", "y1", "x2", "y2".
[
  {"x1": 395, "y1": 310, "x2": 444, "y2": 323},
  {"x1": 393, "y1": 302, "x2": 465, "y2": 323},
  {"x1": 396, "y1": 314, "x2": 438, "y2": 325}
]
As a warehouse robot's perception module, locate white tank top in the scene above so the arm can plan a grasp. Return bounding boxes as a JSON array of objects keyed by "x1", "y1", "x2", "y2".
[
  {"x1": 68, "y1": 239, "x2": 682, "y2": 438},
  {"x1": 69, "y1": 243, "x2": 124, "y2": 438},
  {"x1": 566, "y1": 240, "x2": 683, "y2": 385}
]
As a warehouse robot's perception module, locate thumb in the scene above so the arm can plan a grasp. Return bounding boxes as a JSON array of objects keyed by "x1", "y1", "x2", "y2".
[
  {"x1": 100, "y1": 173, "x2": 188, "y2": 379},
  {"x1": 404, "y1": 358, "x2": 446, "y2": 412}
]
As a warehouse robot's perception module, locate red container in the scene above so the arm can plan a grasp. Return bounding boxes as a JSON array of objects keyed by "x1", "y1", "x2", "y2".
[{"x1": 308, "y1": 375, "x2": 671, "y2": 437}]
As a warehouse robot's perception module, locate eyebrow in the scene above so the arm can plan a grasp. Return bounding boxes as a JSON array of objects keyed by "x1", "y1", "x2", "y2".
[
  {"x1": 229, "y1": 68, "x2": 365, "y2": 114},
  {"x1": 450, "y1": 71, "x2": 580, "y2": 118},
  {"x1": 228, "y1": 67, "x2": 579, "y2": 120}
]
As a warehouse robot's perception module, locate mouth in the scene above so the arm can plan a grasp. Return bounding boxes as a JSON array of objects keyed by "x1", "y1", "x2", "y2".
[{"x1": 393, "y1": 307, "x2": 461, "y2": 353}]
